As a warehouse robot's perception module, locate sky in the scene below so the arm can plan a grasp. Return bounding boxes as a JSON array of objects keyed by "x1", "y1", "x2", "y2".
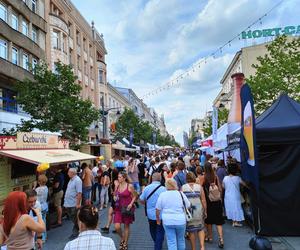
[{"x1": 72, "y1": 0, "x2": 299, "y2": 145}]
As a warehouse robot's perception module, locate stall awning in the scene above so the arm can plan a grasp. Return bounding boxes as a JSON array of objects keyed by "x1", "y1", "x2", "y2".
[
  {"x1": 0, "y1": 149, "x2": 96, "y2": 165},
  {"x1": 112, "y1": 145, "x2": 136, "y2": 152}
]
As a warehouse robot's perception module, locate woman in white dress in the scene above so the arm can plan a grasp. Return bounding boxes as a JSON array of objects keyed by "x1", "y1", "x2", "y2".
[{"x1": 222, "y1": 163, "x2": 246, "y2": 227}]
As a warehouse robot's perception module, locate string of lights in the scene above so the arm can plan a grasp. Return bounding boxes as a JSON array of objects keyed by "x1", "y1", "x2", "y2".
[{"x1": 142, "y1": 0, "x2": 285, "y2": 99}]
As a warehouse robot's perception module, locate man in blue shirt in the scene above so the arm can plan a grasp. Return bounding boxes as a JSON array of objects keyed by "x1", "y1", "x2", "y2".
[
  {"x1": 200, "y1": 151, "x2": 206, "y2": 169},
  {"x1": 140, "y1": 173, "x2": 166, "y2": 250}
]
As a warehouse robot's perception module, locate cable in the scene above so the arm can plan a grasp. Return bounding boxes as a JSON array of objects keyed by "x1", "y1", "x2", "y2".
[{"x1": 141, "y1": 0, "x2": 286, "y2": 99}]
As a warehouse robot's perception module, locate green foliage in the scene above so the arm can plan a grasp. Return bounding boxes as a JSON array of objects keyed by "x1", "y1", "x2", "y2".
[
  {"x1": 247, "y1": 35, "x2": 300, "y2": 115},
  {"x1": 203, "y1": 108, "x2": 229, "y2": 137},
  {"x1": 115, "y1": 108, "x2": 179, "y2": 146},
  {"x1": 14, "y1": 61, "x2": 99, "y2": 146}
]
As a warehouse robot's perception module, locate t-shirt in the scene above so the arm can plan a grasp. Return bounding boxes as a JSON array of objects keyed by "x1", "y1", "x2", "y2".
[
  {"x1": 140, "y1": 181, "x2": 166, "y2": 220},
  {"x1": 156, "y1": 190, "x2": 190, "y2": 225},
  {"x1": 53, "y1": 172, "x2": 64, "y2": 193},
  {"x1": 64, "y1": 175, "x2": 82, "y2": 208}
]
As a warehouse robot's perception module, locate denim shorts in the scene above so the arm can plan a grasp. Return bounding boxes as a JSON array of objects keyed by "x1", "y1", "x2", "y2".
[{"x1": 82, "y1": 186, "x2": 92, "y2": 200}]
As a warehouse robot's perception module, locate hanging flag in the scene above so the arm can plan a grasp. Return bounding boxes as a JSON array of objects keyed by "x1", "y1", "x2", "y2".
[
  {"x1": 129, "y1": 128, "x2": 134, "y2": 147},
  {"x1": 240, "y1": 83, "x2": 259, "y2": 193},
  {"x1": 152, "y1": 132, "x2": 157, "y2": 145},
  {"x1": 212, "y1": 106, "x2": 218, "y2": 146}
]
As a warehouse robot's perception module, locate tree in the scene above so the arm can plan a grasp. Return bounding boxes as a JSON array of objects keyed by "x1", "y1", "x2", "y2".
[
  {"x1": 114, "y1": 108, "x2": 141, "y2": 143},
  {"x1": 203, "y1": 108, "x2": 229, "y2": 137},
  {"x1": 114, "y1": 108, "x2": 180, "y2": 146},
  {"x1": 14, "y1": 62, "x2": 99, "y2": 146},
  {"x1": 247, "y1": 35, "x2": 300, "y2": 115}
]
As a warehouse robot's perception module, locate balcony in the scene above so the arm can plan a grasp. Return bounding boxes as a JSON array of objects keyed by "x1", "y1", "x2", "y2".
[
  {"x1": 0, "y1": 58, "x2": 34, "y2": 83},
  {"x1": 49, "y1": 14, "x2": 68, "y2": 34},
  {"x1": 0, "y1": 19, "x2": 45, "y2": 60}
]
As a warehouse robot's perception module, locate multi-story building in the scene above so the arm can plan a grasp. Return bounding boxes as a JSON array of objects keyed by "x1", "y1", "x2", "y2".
[
  {"x1": 115, "y1": 86, "x2": 168, "y2": 136},
  {"x1": 0, "y1": 0, "x2": 47, "y2": 131},
  {"x1": 213, "y1": 42, "x2": 269, "y2": 109},
  {"x1": 190, "y1": 118, "x2": 205, "y2": 139},
  {"x1": 45, "y1": 0, "x2": 107, "y2": 141},
  {"x1": 104, "y1": 83, "x2": 130, "y2": 139}
]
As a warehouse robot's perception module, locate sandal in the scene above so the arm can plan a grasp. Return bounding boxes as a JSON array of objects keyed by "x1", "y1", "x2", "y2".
[
  {"x1": 218, "y1": 237, "x2": 224, "y2": 248},
  {"x1": 119, "y1": 241, "x2": 125, "y2": 250}
]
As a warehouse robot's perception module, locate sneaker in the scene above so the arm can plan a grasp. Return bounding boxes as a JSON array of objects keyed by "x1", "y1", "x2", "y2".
[
  {"x1": 112, "y1": 229, "x2": 117, "y2": 234},
  {"x1": 101, "y1": 227, "x2": 109, "y2": 234}
]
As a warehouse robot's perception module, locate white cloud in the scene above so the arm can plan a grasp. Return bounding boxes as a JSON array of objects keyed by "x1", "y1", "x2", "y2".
[{"x1": 72, "y1": 0, "x2": 299, "y2": 145}]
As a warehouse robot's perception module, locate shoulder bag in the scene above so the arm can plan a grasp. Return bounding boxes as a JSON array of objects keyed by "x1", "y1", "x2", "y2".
[
  {"x1": 179, "y1": 191, "x2": 192, "y2": 222},
  {"x1": 144, "y1": 184, "x2": 162, "y2": 217}
]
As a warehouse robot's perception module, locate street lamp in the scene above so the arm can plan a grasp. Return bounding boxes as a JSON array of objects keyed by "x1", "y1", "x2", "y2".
[{"x1": 100, "y1": 97, "x2": 121, "y2": 139}]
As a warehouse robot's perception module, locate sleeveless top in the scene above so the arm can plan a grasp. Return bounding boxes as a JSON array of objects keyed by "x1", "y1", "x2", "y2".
[
  {"x1": 115, "y1": 184, "x2": 133, "y2": 210},
  {"x1": 0, "y1": 215, "x2": 34, "y2": 250}
]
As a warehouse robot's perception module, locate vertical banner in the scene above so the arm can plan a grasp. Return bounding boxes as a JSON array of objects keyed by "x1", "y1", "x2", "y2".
[
  {"x1": 129, "y1": 128, "x2": 134, "y2": 147},
  {"x1": 152, "y1": 132, "x2": 157, "y2": 146},
  {"x1": 212, "y1": 106, "x2": 218, "y2": 146},
  {"x1": 240, "y1": 83, "x2": 259, "y2": 193}
]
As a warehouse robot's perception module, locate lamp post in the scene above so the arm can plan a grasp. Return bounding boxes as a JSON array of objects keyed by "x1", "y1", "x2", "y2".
[{"x1": 100, "y1": 97, "x2": 120, "y2": 139}]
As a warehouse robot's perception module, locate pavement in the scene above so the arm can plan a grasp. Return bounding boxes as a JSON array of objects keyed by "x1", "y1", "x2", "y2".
[{"x1": 44, "y1": 205, "x2": 298, "y2": 250}]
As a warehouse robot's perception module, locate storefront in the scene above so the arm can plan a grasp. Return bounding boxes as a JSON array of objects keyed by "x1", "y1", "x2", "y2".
[{"x1": 0, "y1": 132, "x2": 96, "y2": 205}]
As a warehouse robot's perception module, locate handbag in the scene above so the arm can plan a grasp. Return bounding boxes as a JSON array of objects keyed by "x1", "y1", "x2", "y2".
[
  {"x1": 121, "y1": 206, "x2": 134, "y2": 217},
  {"x1": 179, "y1": 191, "x2": 192, "y2": 222}
]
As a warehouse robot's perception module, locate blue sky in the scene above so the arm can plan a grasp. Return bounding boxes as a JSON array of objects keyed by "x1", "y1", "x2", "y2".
[{"x1": 72, "y1": 0, "x2": 299, "y2": 144}]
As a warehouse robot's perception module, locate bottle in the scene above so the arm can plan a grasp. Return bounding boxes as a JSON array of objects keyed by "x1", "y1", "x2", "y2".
[{"x1": 227, "y1": 73, "x2": 245, "y2": 134}]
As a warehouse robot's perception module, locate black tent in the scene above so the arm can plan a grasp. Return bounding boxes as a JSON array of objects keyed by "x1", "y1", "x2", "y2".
[{"x1": 255, "y1": 94, "x2": 300, "y2": 236}]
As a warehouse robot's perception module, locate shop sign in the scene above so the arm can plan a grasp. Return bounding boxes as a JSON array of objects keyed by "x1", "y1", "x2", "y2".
[
  {"x1": 241, "y1": 25, "x2": 300, "y2": 39},
  {"x1": 17, "y1": 132, "x2": 59, "y2": 149}
]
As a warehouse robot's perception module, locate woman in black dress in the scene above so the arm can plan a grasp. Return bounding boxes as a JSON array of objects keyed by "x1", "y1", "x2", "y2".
[{"x1": 203, "y1": 162, "x2": 224, "y2": 248}]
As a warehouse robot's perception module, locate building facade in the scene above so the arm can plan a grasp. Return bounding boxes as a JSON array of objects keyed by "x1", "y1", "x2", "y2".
[
  {"x1": 0, "y1": 0, "x2": 47, "y2": 131},
  {"x1": 45, "y1": 0, "x2": 108, "y2": 141},
  {"x1": 189, "y1": 118, "x2": 205, "y2": 139},
  {"x1": 104, "y1": 83, "x2": 130, "y2": 139},
  {"x1": 115, "y1": 86, "x2": 168, "y2": 136},
  {"x1": 213, "y1": 42, "x2": 269, "y2": 109}
]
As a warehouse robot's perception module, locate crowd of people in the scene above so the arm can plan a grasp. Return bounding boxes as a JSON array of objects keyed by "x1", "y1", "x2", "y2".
[{"x1": 0, "y1": 149, "x2": 247, "y2": 250}]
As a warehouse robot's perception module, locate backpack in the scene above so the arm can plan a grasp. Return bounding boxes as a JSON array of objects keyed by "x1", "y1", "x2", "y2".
[{"x1": 208, "y1": 179, "x2": 221, "y2": 202}]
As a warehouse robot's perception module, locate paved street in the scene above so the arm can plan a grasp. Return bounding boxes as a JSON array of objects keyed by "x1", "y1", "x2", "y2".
[{"x1": 43, "y1": 205, "x2": 296, "y2": 250}]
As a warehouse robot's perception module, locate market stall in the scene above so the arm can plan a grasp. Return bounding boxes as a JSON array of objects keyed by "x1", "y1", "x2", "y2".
[
  {"x1": 0, "y1": 132, "x2": 95, "y2": 205},
  {"x1": 253, "y1": 94, "x2": 300, "y2": 236}
]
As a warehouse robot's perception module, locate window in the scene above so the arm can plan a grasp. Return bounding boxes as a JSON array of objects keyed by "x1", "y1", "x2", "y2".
[
  {"x1": 0, "y1": 39, "x2": 7, "y2": 60},
  {"x1": 11, "y1": 13, "x2": 18, "y2": 30},
  {"x1": 0, "y1": 88, "x2": 17, "y2": 113},
  {"x1": 98, "y1": 69, "x2": 103, "y2": 83},
  {"x1": 51, "y1": 30, "x2": 59, "y2": 49},
  {"x1": 0, "y1": 3, "x2": 7, "y2": 22},
  {"x1": 32, "y1": 58, "x2": 38, "y2": 71},
  {"x1": 12, "y1": 47, "x2": 18, "y2": 65},
  {"x1": 77, "y1": 55, "x2": 81, "y2": 70},
  {"x1": 22, "y1": 53, "x2": 29, "y2": 70},
  {"x1": 22, "y1": 20, "x2": 28, "y2": 36},
  {"x1": 32, "y1": 26, "x2": 38, "y2": 43},
  {"x1": 62, "y1": 34, "x2": 67, "y2": 53},
  {"x1": 76, "y1": 30, "x2": 80, "y2": 46},
  {"x1": 31, "y1": 0, "x2": 36, "y2": 13},
  {"x1": 84, "y1": 62, "x2": 88, "y2": 75},
  {"x1": 68, "y1": 22, "x2": 73, "y2": 37}
]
